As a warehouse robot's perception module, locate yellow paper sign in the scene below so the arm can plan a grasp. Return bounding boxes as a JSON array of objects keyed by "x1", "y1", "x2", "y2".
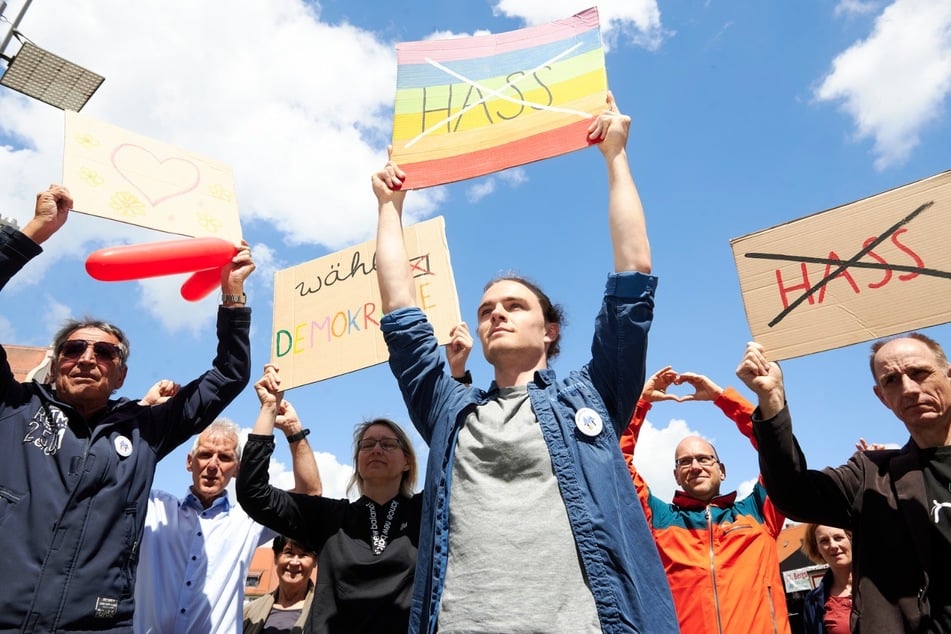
[
  {"x1": 63, "y1": 110, "x2": 242, "y2": 242},
  {"x1": 272, "y1": 216, "x2": 461, "y2": 387}
]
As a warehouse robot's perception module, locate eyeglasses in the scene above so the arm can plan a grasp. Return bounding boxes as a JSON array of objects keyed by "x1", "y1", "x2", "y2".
[
  {"x1": 674, "y1": 454, "x2": 719, "y2": 469},
  {"x1": 59, "y1": 339, "x2": 124, "y2": 362},
  {"x1": 358, "y1": 438, "x2": 403, "y2": 452}
]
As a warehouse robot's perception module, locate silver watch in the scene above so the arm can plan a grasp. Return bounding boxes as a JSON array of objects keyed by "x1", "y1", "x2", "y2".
[{"x1": 220, "y1": 292, "x2": 247, "y2": 304}]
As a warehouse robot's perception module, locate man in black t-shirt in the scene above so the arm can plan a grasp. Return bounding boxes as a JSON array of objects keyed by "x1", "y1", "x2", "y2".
[{"x1": 737, "y1": 333, "x2": 951, "y2": 633}]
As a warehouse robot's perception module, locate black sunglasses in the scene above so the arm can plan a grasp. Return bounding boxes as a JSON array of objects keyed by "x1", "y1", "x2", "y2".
[{"x1": 59, "y1": 339, "x2": 124, "y2": 362}]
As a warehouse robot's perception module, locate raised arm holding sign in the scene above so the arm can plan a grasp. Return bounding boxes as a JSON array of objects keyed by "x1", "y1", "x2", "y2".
[{"x1": 372, "y1": 93, "x2": 679, "y2": 633}]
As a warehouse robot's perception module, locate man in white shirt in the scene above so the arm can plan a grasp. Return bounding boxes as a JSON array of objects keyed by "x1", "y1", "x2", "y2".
[{"x1": 134, "y1": 374, "x2": 319, "y2": 634}]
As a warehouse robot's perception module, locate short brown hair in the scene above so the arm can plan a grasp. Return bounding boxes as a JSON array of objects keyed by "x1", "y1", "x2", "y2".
[{"x1": 870, "y1": 332, "x2": 949, "y2": 382}]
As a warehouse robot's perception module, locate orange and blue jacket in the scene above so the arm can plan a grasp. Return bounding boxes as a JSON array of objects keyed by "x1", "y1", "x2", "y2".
[{"x1": 620, "y1": 388, "x2": 791, "y2": 634}]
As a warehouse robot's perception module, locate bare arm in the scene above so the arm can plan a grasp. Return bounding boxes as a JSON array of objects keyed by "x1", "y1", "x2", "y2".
[
  {"x1": 372, "y1": 151, "x2": 415, "y2": 313},
  {"x1": 251, "y1": 364, "x2": 322, "y2": 495},
  {"x1": 588, "y1": 93, "x2": 650, "y2": 274},
  {"x1": 274, "y1": 400, "x2": 322, "y2": 496}
]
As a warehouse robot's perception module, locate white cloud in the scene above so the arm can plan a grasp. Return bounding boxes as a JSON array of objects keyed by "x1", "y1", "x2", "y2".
[
  {"x1": 269, "y1": 451, "x2": 356, "y2": 501},
  {"x1": 815, "y1": 0, "x2": 951, "y2": 169},
  {"x1": 492, "y1": 0, "x2": 669, "y2": 51},
  {"x1": 631, "y1": 417, "x2": 693, "y2": 502},
  {"x1": 835, "y1": 0, "x2": 884, "y2": 18},
  {"x1": 0, "y1": 0, "x2": 447, "y2": 332},
  {"x1": 427, "y1": 29, "x2": 494, "y2": 41},
  {"x1": 466, "y1": 178, "x2": 497, "y2": 203},
  {"x1": 735, "y1": 477, "x2": 757, "y2": 500}
]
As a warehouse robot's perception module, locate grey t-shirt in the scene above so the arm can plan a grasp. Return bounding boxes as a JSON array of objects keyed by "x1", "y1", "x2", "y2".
[{"x1": 439, "y1": 385, "x2": 600, "y2": 633}]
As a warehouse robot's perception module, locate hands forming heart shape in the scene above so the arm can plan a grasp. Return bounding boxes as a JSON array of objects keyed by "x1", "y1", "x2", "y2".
[{"x1": 641, "y1": 366, "x2": 725, "y2": 404}]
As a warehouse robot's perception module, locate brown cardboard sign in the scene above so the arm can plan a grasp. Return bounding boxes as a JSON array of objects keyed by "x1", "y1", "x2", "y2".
[
  {"x1": 272, "y1": 216, "x2": 461, "y2": 388},
  {"x1": 731, "y1": 170, "x2": 951, "y2": 360}
]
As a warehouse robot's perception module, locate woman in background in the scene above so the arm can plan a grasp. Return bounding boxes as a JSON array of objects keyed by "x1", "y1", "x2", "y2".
[
  {"x1": 801, "y1": 523, "x2": 854, "y2": 633},
  {"x1": 243, "y1": 535, "x2": 317, "y2": 634},
  {"x1": 237, "y1": 364, "x2": 422, "y2": 633}
]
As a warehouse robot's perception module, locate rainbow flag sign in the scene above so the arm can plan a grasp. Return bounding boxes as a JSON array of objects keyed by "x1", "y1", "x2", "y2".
[{"x1": 390, "y1": 7, "x2": 607, "y2": 190}]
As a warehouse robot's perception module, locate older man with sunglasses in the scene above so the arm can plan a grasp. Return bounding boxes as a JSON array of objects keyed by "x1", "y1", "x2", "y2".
[
  {"x1": 0, "y1": 184, "x2": 254, "y2": 632},
  {"x1": 620, "y1": 367, "x2": 791, "y2": 634}
]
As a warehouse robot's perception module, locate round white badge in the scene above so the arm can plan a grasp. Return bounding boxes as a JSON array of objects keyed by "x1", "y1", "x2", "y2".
[
  {"x1": 114, "y1": 435, "x2": 133, "y2": 458},
  {"x1": 575, "y1": 407, "x2": 603, "y2": 437}
]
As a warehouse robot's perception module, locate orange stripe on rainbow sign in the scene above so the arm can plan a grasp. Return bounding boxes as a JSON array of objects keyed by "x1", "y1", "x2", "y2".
[{"x1": 390, "y1": 7, "x2": 607, "y2": 190}]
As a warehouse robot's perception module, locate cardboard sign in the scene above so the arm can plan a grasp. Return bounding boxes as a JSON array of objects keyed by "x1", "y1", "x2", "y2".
[
  {"x1": 390, "y1": 6, "x2": 607, "y2": 190},
  {"x1": 272, "y1": 216, "x2": 461, "y2": 388},
  {"x1": 731, "y1": 170, "x2": 951, "y2": 360},
  {"x1": 63, "y1": 111, "x2": 242, "y2": 242}
]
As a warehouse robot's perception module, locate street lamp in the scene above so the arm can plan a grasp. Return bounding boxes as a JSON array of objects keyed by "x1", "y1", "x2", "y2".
[{"x1": 0, "y1": 0, "x2": 104, "y2": 111}]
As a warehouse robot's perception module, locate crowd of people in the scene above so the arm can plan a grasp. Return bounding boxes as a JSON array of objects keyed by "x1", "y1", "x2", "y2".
[{"x1": 2, "y1": 92, "x2": 950, "y2": 633}]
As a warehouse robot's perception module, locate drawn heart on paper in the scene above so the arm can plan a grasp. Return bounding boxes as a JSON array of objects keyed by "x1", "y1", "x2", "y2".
[{"x1": 110, "y1": 143, "x2": 200, "y2": 206}]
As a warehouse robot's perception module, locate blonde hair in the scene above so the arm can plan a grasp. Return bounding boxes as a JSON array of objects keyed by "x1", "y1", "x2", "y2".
[
  {"x1": 801, "y1": 523, "x2": 852, "y2": 564},
  {"x1": 347, "y1": 419, "x2": 417, "y2": 498}
]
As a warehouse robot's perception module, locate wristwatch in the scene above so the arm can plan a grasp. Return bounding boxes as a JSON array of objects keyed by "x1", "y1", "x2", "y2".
[
  {"x1": 453, "y1": 370, "x2": 472, "y2": 384},
  {"x1": 286, "y1": 428, "x2": 311, "y2": 443},
  {"x1": 220, "y1": 292, "x2": 247, "y2": 305}
]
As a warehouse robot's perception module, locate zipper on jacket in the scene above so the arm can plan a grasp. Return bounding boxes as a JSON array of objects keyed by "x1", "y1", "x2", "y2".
[
  {"x1": 707, "y1": 506, "x2": 724, "y2": 634},
  {"x1": 767, "y1": 582, "x2": 778, "y2": 633}
]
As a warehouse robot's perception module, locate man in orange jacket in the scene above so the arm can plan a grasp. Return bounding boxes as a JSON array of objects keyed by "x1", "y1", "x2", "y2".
[{"x1": 620, "y1": 366, "x2": 791, "y2": 634}]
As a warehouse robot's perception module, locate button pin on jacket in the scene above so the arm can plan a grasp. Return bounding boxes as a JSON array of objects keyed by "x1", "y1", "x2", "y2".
[
  {"x1": 114, "y1": 435, "x2": 132, "y2": 457},
  {"x1": 575, "y1": 408, "x2": 603, "y2": 437}
]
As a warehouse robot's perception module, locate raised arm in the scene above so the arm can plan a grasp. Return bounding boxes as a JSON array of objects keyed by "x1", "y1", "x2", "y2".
[
  {"x1": 220, "y1": 240, "x2": 254, "y2": 308},
  {"x1": 372, "y1": 151, "x2": 415, "y2": 313},
  {"x1": 588, "y1": 92, "x2": 650, "y2": 274},
  {"x1": 275, "y1": 400, "x2": 322, "y2": 495},
  {"x1": 22, "y1": 184, "x2": 73, "y2": 245},
  {"x1": 677, "y1": 371, "x2": 758, "y2": 447},
  {"x1": 735, "y1": 342, "x2": 785, "y2": 419},
  {"x1": 446, "y1": 321, "x2": 473, "y2": 384},
  {"x1": 251, "y1": 364, "x2": 321, "y2": 495},
  {"x1": 736, "y1": 342, "x2": 852, "y2": 526}
]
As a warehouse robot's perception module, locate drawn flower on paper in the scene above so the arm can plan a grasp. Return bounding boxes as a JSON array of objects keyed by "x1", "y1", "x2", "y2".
[
  {"x1": 78, "y1": 167, "x2": 105, "y2": 187},
  {"x1": 208, "y1": 184, "x2": 233, "y2": 202},
  {"x1": 74, "y1": 133, "x2": 100, "y2": 148},
  {"x1": 110, "y1": 191, "x2": 146, "y2": 218},
  {"x1": 196, "y1": 213, "x2": 222, "y2": 233}
]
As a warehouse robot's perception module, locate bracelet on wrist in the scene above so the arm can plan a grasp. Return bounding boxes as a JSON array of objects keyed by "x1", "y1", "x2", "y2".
[
  {"x1": 452, "y1": 370, "x2": 472, "y2": 384},
  {"x1": 285, "y1": 428, "x2": 311, "y2": 443}
]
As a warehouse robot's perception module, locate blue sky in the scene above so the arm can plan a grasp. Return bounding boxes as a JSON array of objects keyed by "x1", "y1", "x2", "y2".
[{"x1": 2, "y1": 0, "x2": 950, "y2": 505}]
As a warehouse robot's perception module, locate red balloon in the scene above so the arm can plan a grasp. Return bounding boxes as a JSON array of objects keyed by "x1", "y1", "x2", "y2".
[
  {"x1": 180, "y1": 267, "x2": 224, "y2": 302},
  {"x1": 85, "y1": 237, "x2": 237, "y2": 281}
]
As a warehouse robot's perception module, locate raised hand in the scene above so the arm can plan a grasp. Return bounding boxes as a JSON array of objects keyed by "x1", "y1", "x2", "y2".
[
  {"x1": 674, "y1": 372, "x2": 724, "y2": 402},
  {"x1": 447, "y1": 322, "x2": 473, "y2": 379},
  {"x1": 640, "y1": 366, "x2": 683, "y2": 402}
]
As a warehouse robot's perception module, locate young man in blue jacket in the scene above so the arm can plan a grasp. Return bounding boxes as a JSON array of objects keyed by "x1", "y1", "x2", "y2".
[
  {"x1": 371, "y1": 94, "x2": 678, "y2": 633},
  {"x1": 0, "y1": 184, "x2": 254, "y2": 632}
]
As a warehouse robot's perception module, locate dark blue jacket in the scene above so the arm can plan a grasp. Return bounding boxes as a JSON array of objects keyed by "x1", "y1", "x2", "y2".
[
  {"x1": 381, "y1": 272, "x2": 678, "y2": 633},
  {"x1": 803, "y1": 569, "x2": 834, "y2": 634},
  {"x1": 0, "y1": 224, "x2": 251, "y2": 632}
]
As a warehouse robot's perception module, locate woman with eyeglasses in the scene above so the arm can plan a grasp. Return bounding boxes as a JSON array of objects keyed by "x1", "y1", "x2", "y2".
[
  {"x1": 801, "y1": 524, "x2": 854, "y2": 634},
  {"x1": 237, "y1": 364, "x2": 422, "y2": 634}
]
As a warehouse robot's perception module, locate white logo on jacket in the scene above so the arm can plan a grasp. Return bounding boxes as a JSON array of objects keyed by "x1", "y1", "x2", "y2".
[{"x1": 24, "y1": 403, "x2": 68, "y2": 455}]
